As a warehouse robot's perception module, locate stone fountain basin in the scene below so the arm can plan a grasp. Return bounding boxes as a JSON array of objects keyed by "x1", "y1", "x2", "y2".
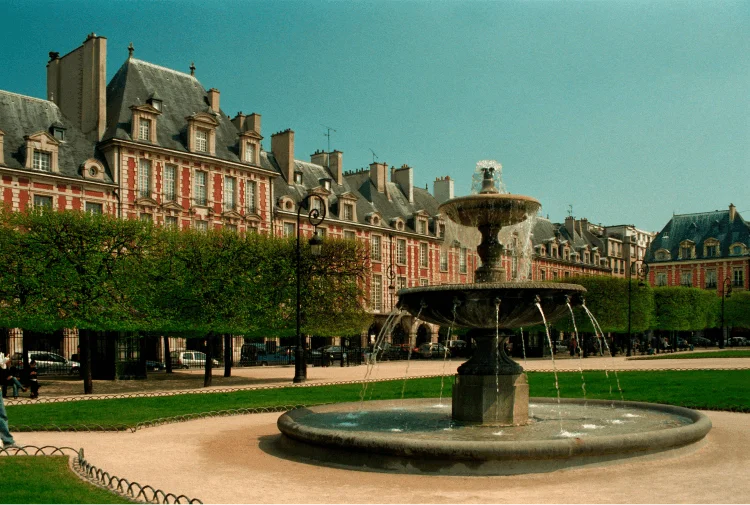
[
  {"x1": 438, "y1": 193, "x2": 542, "y2": 228},
  {"x1": 397, "y1": 282, "x2": 587, "y2": 329},
  {"x1": 277, "y1": 398, "x2": 712, "y2": 475}
]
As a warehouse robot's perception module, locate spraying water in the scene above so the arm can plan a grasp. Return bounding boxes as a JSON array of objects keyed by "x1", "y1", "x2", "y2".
[
  {"x1": 565, "y1": 300, "x2": 587, "y2": 401},
  {"x1": 581, "y1": 303, "x2": 625, "y2": 403},
  {"x1": 519, "y1": 327, "x2": 528, "y2": 365},
  {"x1": 360, "y1": 308, "x2": 404, "y2": 406},
  {"x1": 535, "y1": 298, "x2": 564, "y2": 434},
  {"x1": 399, "y1": 303, "x2": 426, "y2": 400},
  {"x1": 438, "y1": 300, "x2": 460, "y2": 405}
]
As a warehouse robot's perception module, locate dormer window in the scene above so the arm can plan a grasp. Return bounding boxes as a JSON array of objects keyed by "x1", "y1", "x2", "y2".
[
  {"x1": 130, "y1": 103, "x2": 161, "y2": 144},
  {"x1": 324, "y1": 180, "x2": 331, "y2": 191},
  {"x1": 51, "y1": 124, "x2": 66, "y2": 141},
  {"x1": 294, "y1": 172, "x2": 303, "y2": 184},
  {"x1": 33, "y1": 151, "x2": 52, "y2": 172},
  {"x1": 703, "y1": 238, "x2": 720, "y2": 258},
  {"x1": 418, "y1": 220, "x2": 427, "y2": 235},
  {"x1": 24, "y1": 131, "x2": 60, "y2": 173},
  {"x1": 343, "y1": 203, "x2": 354, "y2": 221},
  {"x1": 149, "y1": 99, "x2": 162, "y2": 111},
  {"x1": 245, "y1": 143, "x2": 254, "y2": 163},
  {"x1": 139, "y1": 118, "x2": 151, "y2": 141},
  {"x1": 195, "y1": 128, "x2": 208, "y2": 152},
  {"x1": 186, "y1": 112, "x2": 218, "y2": 155}
]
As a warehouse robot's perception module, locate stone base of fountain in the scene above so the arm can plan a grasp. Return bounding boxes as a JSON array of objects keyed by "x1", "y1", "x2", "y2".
[{"x1": 453, "y1": 373, "x2": 529, "y2": 426}]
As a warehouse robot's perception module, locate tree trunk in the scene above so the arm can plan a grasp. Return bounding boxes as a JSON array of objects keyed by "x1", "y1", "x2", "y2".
[
  {"x1": 164, "y1": 335, "x2": 172, "y2": 374},
  {"x1": 223, "y1": 334, "x2": 232, "y2": 378},
  {"x1": 204, "y1": 333, "x2": 213, "y2": 388},
  {"x1": 80, "y1": 328, "x2": 93, "y2": 394}
]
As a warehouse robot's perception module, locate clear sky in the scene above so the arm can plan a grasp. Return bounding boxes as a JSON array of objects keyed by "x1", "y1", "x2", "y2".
[{"x1": 1, "y1": 0, "x2": 748, "y2": 232}]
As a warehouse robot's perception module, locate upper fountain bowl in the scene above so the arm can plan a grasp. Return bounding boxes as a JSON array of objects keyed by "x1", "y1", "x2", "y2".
[{"x1": 438, "y1": 193, "x2": 541, "y2": 228}]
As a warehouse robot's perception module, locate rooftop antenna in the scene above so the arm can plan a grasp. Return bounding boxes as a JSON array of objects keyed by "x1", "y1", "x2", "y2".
[
  {"x1": 322, "y1": 124, "x2": 336, "y2": 172},
  {"x1": 567, "y1": 204, "x2": 573, "y2": 217},
  {"x1": 369, "y1": 148, "x2": 378, "y2": 163}
]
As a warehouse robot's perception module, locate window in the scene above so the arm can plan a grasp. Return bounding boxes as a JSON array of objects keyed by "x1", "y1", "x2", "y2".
[
  {"x1": 680, "y1": 272, "x2": 692, "y2": 287},
  {"x1": 706, "y1": 245, "x2": 718, "y2": 258},
  {"x1": 165, "y1": 216, "x2": 178, "y2": 228},
  {"x1": 656, "y1": 272, "x2": 667, "y2": 286},
  {"x1": 553, "y1": 271, "x2": 558, "y2": 279},
  {"x1": 294, "y1": 172, "x2": 303, "y2": 184},
  {"x1": 511, "y1": 256, "x2": 518, "y2": 279},
  {"x1": 397, "y1": 277, "x2": 407, "y2": 290},
  {"x1": 396, "y1": 239, "x2": 407, "y2": 264},
  {"x1": 418, "y1": 220, "x2": 427, "y2": 235},
  {"x1": 343, "y1": 204, "x2": 354, "y2": 221},
  {"x1": 53, "y1": 127, "x2": 65, "y2": 141},
  {"x1": 226, "y1": 224, "x2": 237, "y2": 233},
  {"x1": 194, "y1": 220, "x2": 208, "y2": 232},
  {"x1": 680, "y1": 244, "x2": 693, "y2": 259},
  {"x1": 245, "y1": 143, "x2": 255, "y2": 164},
  {"x1": 164, "y1": 165, "x2": 177, "y2": 201},
  {"x1": 246, "y1": 180, "x2": 257, "y2": 213},
  {"x1": 440, "y1": 249, "x2": 448, "y2": 271},
  {"x1": 194, "y1": 171, "x2": 207, "y2": 206},
  {"x1": 85, "y1": 202, "x2": 103, "y2": 214},
  {"x1": 734, "y1": 268, "x2": 744, "y2": 288},
  {"x1": 138, "y1": 159, "x2": 151, "y2": 199},
  {"x1": 459, "y1": 247, "x2": 467, "y2": 273},
  {"x1": 224, "y1": 176, "x2": 236, "y2": 211},
  {"x1": 420, "y1": 279, "x2": 428, "y2": 286},
  {"x1": 705, "y1": 270, "x2": 717, "y2": 289},
  {"x1": 438, "y1": 224, "x2": 445, "y2": 238},
  {"x1": 139, "y1": 118, "x2": 151, "y2": 141},
  {"x1": 33, "y1": 151, "x2": 51, "y2": 172},
  {"x1": 419, "y1": 243, "x2": 428, "y2": 267},
  {"x1": 140, "y1": 213, "x2": 153, "y2": 222},
  {"x1": 33, "y1": 195, "x2": 52, "y2": 208},
  {"x1": 371, "y1": 235, "x2": 382, "y2": 261},
  {"x1": 195, "y1": 129, "x2": 208, "y2": 152},
  {"x1": 344, "y1": 230, "x2": 356, "y2": 241},
  {"x1": 733, "y1": 245, "x2": 744, "y2": 256},
  {"x1": 540, "y1": 269, "x2": 546, "y2": 281},
  {"x1": 371, "y1": 274, "x2": 382, "y2": 312},
  {"x1": 283, "y1": 222, "x2": 295, "y2": 237},
  {"x1": 656, "y1": 250, "x2": 670, "y2": 261}
]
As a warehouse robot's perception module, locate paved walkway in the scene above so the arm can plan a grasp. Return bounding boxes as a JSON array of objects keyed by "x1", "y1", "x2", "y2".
[{"x1": 8, "y1": 355, "x2": 750, "y2": 503}]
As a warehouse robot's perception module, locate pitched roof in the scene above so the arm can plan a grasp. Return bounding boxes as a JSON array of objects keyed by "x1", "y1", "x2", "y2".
[
  {"x1": 0, "y1": 90, "x2": 111, "y2": 182},
  {"x1": 648, "y1": 209, "x2": 750, "y2": 260},
  {"x1": 104, "y1": 58, "x2": 243, "y2": 163}
]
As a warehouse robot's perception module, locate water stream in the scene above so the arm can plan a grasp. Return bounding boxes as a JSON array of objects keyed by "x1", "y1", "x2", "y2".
[
  {"x1": 535, "y1": 299, "x2": 563, "y2": 434},
  {"x1": 437, "y1": 301, "x2": 460, "y2": 405},
  {"x1": 565, "y1": 301, "x2": 587, "y2": 401},
  {"x1": 581, "y1": 303, "x2": 624, "y2": 403}
]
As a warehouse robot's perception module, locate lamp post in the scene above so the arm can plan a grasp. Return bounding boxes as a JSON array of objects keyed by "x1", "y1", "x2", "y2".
[
  {"x1": 719, "y1": 277, "x2": 732, "y2": 349},
  {"x1": 386, "y1": 234, "x2": 396, "y2": 310},
  {"x1": 627, "y1": 261, "x2": 649, "y2": 357},
  {"x1": 293, "y1": 194, "x2": 326, "y2": 384}
]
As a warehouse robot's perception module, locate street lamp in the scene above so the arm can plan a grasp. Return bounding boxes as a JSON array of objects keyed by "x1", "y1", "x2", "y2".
[
  {"x1": 627, "y1": 262, "x2": 649, "y2": 357},
  {"x1": 719, "y1": 277, "x2": 732, "y2": 349},
  {"x1": 293, "y1": 194, "x2": 326, "y2": 384}
]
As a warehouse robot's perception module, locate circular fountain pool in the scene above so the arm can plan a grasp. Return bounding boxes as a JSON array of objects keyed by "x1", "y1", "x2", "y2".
[{"x1": 278, "y1": 398, "x2": 711, "y2": 475}]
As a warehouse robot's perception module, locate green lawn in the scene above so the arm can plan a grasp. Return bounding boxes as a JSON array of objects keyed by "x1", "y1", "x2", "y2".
[
  {"x1": 0, "y1": 456, "x2": 130, "y2": 503},
  {"x1": 7, "y1": 370, "x2": 750, "y2": 430},
  {"x1": 629, "y1": 350, "x2": 750, "y2": 360}
]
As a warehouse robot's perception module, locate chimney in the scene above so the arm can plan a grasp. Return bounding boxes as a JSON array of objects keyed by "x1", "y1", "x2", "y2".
[
  {"x1": 329, "y1": 150, "x2": 343, "y2": 185},
  {"x1": 433, "y1": 176, "x2": 454, "y2": 204},
  {"x1": 271, "y1": 129, "x2": 295, "y2": 184},
  {"x1": 47, "y1": 33, "x2": 107, "y2": 141},
  {"x1": 247, "y1": 113, "x2": 261, "y2": 135},
  {"x1": 729, "y1": 203, "x2": 737, "y2": 223},
  {"x1": 207, "y1": 88, "x2": 220, "y2": 112},
  {"x1": 231, "y1": 112, "x2": 246, "y2": 132},
  {"x1": 564, "y1": 215, "x2": 576, "y2": 237},
  {"x1": 369, "y1": 162, "x2": 388, "y2": 195},
  {"x1": 393, "y1": 164, "x2": 413, "y2": 203},
  {"x1": 310, "y1": 150, "x2": 329, "y2": 168}
]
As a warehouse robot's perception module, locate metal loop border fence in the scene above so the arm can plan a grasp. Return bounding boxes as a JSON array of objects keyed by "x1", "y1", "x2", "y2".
[{"x1": 0, "y1": 445, "x2": 202, "y2": 504}]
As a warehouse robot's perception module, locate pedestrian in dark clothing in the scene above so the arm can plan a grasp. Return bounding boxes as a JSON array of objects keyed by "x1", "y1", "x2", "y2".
[
  {"x1": 4, "y1": 364, "x2": 26, "y2": 399},
  {"x1": 28, "y1": 360, "x2": 40, "y2": 399}
]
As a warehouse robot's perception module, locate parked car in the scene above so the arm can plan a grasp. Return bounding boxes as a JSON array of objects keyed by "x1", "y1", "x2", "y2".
[
  {"x1": 729, "y1": 337, "x2": 749, "y2": 347},
  {"x1": 691, "y1": 336, "x2": 713, "y2": 347},
  {"x1": 145, "y1": 360, "x2": 166, "y2": 371},
  {"x1": 446, "y1": 340, "x2": 470, "y2": 357},
  {"x1": 169, "y1": 351, "x2": 219, "y2": 369},
  {"x1": 10, "y1": 351, "x2": 80, "y2": 375},
  {"x1": 416, "y1": 343, "x2": 451, "y2": 359},
  {"x1": 319, "y1": 346, "x2": 347, "y2": 361}
]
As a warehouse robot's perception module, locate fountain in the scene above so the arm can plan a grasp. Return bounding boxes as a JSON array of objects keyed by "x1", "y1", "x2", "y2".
[{"x1": 277, "y1": 164, "x2": 711, "y2": 475}]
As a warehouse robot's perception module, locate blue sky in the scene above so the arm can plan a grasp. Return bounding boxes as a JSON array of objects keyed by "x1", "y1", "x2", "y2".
[{"x1": 1, "y1": 0, "x2": 747, "y2": 232}]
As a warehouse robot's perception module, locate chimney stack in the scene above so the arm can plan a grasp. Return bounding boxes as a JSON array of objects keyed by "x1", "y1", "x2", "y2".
[
  {"x1": 310, "y1": 150, "x2": 329, "y2": 169},
  {"x1": 564, "y1": 215, "x2": 576, "y2": 237},
  {"x1": 369, "y1": 162, "x2": 389, "y2": 195},
  {"x1": 231, "y1": 112, "x2": 246, "y2": 132},
  {"x1": 272, "y1": 129, "x2": 295, "y2": 184},
  {"x1": 247, "y1": 113, "x2": 261, "y2": 135},
  {"x1": 729, "y1": 203, "x2": 737, "y2": 223},
  {"x1": 433, "y1": 176, "x2": 454, "y2": 204},
  {"x1": 207, "y1": 88, "x2": 220, "y2": 112},
  {"x1": 329, "y1": 150, "x2": 343, "y2": 185},
  {"x1": 393, "y1": 164, "x2": 413, "y2": 203},
  {"x1": 47, "y1": 33, "x2": 107, "y2": 141}
]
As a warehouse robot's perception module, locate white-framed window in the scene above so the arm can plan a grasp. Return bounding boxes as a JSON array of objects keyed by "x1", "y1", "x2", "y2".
[
  {"x1": 165, "y1": 216, "x2": 178, "y2": 229},
  {"x1": 440, "y1": 249, "x2": 448, "y2": 271},
  {"x1": 245, "y1": 143, "x2": 255, "y2": 164},
  {"x1": 194, "y1": 220, "x2": 208, "y2": 232},
  {"x1": 656, "y1": 272, "x2": 667, "y2": 286},
  {"x1": 33, "y1": 195, "x2": 52, "y2": 208},
  {"x1": 246, "y1": 180, "x2": 257, "y2": 213},
  {"x1": 371, "y1": 274, "x2": 383, "y2": 312},
  {"x1": 419, "y1": 243, "x2": 428, "y2": 267},
  {"x1": 343, "y1": 203, "x2": 354, "y2": 221},
  {"x1": 164, "y1": 164, "x2": 177, "y2": 201},
  {"x1": 680, "y1": 271, "x2": 692, "y2": 287},
  {"x1": 85, "y1": 202, "x2": 103, "y2": 214},
  {"x1": 294, "y1": 172, "x2": 303, "y2": 184},
  {"x1": 540, "y1": 269, "x2": 546, "y2": 281},
  {"x1": 420, "y1": 279, "x2": 428, "y2": 286},
  {"x1": 140, "y1": 213, "x2": 153, "y2": 222},
  {"x1": 418, "y1": 220, "x2": 427, "y2": 235},
  {"x1": 283, "y1": 222, "x2": 295, "y2": 237},
  {"x1": 139, "y1": 118, "x2": 151, "y2": 141},
  {"x1": 459, "y1": 247, "x2": 467, "y2": 273},
  {"x1": 138, "y1": 159, "x2": 151, "y2": 199},
  {"x1": 706, "y1": 244, "x2": 718, "y2": 258},
  {"x1": 705, "y1": 270, "x2": 717, "y2": 289},
  {"x1": 195, "y1": 129, "x2": 208, "y2": 152},
  {"x1": 733, "y1": 268, "x2": 744, "y2": 288},
  {"x1": 194, "y1": 171, "x2": 207, "y2": 206},
  {"x1": 396, "y1": 239, "x2": 406, "y2": 264},
  {"x1": 226, "y1": 224, "x2": 238, "y2": 233},
  {"x1": 371, "y1": 235, "x2": 382, "y2": 261},
  {"x1": 224, "y1": 176, "x2": 236, "y2": 211},
  {"x1": 344, "y1": 230, "x2": 356, "y2": 241},
  {"x1": 397, "y1": 277, "x2": 407, "y2": 290},
  {"x1": 33, "y1": 151, "x2": 51, "y2": 172}
]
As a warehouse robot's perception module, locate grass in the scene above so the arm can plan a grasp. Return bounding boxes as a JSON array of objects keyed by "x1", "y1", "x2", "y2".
[
  {"x1": 7, "y1": 369, "x2": 750, "y2": 430},
  {"x1": 629, "y1": 350, "x2": 750, "y2": 360},
  {"x1": 0, "y1": 456, "x2": 130, "y2": 504}
]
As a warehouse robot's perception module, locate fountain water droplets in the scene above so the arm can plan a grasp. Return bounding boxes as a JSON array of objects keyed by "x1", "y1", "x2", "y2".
[
  {"x1": 565, "y1": 300, "x2": 587, "y2": 401},
  {"x1": 535, "y1": 299, "x2": 564, "y2": 434},
  {"x1": 582, "y1": 303, "x2": 625, "y2": 403},
  {"x1": 471, "y1": 160, "x2": 507, "y2": 195}
]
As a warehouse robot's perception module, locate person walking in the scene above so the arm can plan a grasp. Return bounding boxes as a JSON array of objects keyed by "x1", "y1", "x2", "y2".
[{"x1": 0, "y1": 353, "x2": 19, "y2": 449}]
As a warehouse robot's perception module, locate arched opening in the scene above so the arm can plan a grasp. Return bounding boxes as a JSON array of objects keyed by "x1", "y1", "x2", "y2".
[
  {"x1": 416, "y1": 324, "x2": 431, "y2": 346},
  {"x1": 391, "y1": 325, "x2": 408, "y2": 346},
  {"x1": 367, "y1": 323, "x2": 382, "y2": 346}
]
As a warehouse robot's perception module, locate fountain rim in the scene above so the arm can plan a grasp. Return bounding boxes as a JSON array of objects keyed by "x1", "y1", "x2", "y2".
[
  {"x1": 438, "y1": 192, "x2": 542, "y2": 212},
  {"x1": 278, "y1": 397, "x2": 711, "y2": 463},
  {"x1": 396, "y1": 281, "x2": 587, "y2": 298}
]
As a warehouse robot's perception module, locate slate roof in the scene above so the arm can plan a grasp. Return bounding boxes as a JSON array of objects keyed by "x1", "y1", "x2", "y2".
[
  {"x1": 104, "y1": 58, "x2": 247, "y2": 164},
  {"x1": 0, "y1": 90, "x2": 112, "y2": 182},
  {"x1": 647, "y1": 209, "x2": 750, "y2": 261}
]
